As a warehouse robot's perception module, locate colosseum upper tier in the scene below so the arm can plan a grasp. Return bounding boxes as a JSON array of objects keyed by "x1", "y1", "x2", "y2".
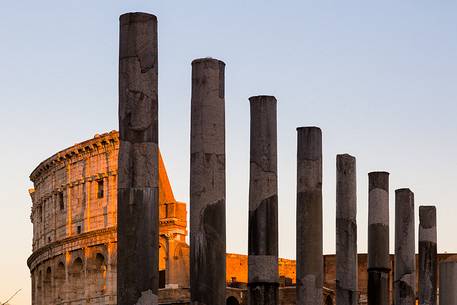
[{"x1": 27, "y1": 131, "x2": 189, "y2": 305}]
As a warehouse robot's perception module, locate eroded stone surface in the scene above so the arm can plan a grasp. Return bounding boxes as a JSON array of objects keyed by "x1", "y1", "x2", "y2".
[
  {"x1": 367, "y1": 172, "x2": 389, "y2": 305},
  {"x1": 134, "y1": 290, "x2": 158, "y2": 305},
  {"x1": 118, "y1": 12, "x2": 159, "y2": 305},
  {"x1": 190, "y1": 57, "x2": 226, "y2": 305},
  {"x1": 296, "y1": 127, "x2": 323, "y2": 305},
  {"x1": 336, "y1": 154, "x2": 358, "y2": 305},
  {"x1": 248, "y1": 95, "x2": 279, "y2": 305},
  {"x1": 394, "y1": 189, "x2": 415, "y2": 305},
  {"x1": 419, "y1": 206, "x2": 437, "y2": 305}
]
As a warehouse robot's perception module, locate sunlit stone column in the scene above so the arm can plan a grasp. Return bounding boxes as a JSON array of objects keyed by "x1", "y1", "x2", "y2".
[
  {"x1": 394, "y1": 189, "x2": 415, "y2": 305},
  {"x1": 439, "y1": 261, "x2": 457, "y2": 305},
  {"x1": 367, "y1": 172, "x2": 390, "y2": 305},
  {"x1": 419, "y1": 206, "x2": 437, "y2": 305},
  {"x1": 336, "y1": 154, "x2": 358, "y2": 305},
  {"x1": 190, "y1": 57, "x2": 226, "y2": 305},
  {"x1": 296, "y1": 127, "x2": 323, "y2": 305},
  {"x1": 248, "y1": 95, "x2": 279, "y2": 305},
  {"x1": 117, "y1": 12, "x2": 159, "y2": 305}
]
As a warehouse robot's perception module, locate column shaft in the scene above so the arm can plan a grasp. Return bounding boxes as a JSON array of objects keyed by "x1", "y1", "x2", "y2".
[
  {"x1": 394, "y1": 189, "x2": 415, "y2": 305},
  {"x1": 296, "y1": 127, "x2": 323, "y2": 305},
  {"x1": 190, "y1": 58, "x2": 226, "y2": 305},
  {"x1": 419, "y1": 206, "x2": 437, "y2": 305},
  {"x1": 248, "y1": 95, "x2": 279, "y2": 305},
  {"x1": 439, "y1": 261, "x2": 457, "y2": 305},
  {"x1": 368, "y1": 172, "x2": 390, "y2": 305},
  {"x1": 336, "y1": 154, "x2": 358, "y2": 305},
  {"x1": 117, "y1": 12, "x2": 159, "y2": 305}
]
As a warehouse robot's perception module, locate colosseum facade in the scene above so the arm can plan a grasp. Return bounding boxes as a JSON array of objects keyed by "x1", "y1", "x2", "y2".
[{"x1": 28, "y1": 131, "x2": 189, "y2": 305}]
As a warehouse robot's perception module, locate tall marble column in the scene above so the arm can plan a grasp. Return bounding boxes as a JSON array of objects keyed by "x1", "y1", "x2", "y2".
[
  {"x1": 336, "y1": 154, "x2": 358, "y2": 305},
  {"x1": 419, "y1": 206, "x2": 437, "y2": 305},
  {"x1": 190, "y1": 58, "x2": 226, "y2": 305},
  {"x1": 117, "y1": 12, "x2": 159, "y2": 305},
  {"x1": 296, "y1": 127, "x2": 323, "y2": 305},
  {"x1": 439, "y1": 261, "x2": 457, "y2": 305},
  {"x1": 394, "y1": 189, "x2": 415, "y2": 305},
  {"x1": 248, "y1": 95, "x2": 279, "y2": 305},
  {"x1": 367, "y1": 172, "x2": 390, "y2": 305}
]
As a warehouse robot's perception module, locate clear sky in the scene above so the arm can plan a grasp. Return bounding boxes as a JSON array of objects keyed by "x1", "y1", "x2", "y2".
[{"x1": 1, "y1": 1, "x2": 456, "y2": 304}]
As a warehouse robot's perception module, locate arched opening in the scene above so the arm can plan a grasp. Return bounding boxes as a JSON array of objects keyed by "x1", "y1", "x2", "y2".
[
  {"x1": 94, "y1": 253, "x2": 107, "y2": 294},
  {"x1": 325, "y1": 295, "x2": 334, "y2": 305},
  {"x1": 36, "y1": 270, "x2": 42, "y2": 305},
  {"x1": 55, "y1": 262, "x2": 66, "y2": 301},
  {"x1": 69, "y1": 257, "x2": 84, "y2": 301},
  {"x1": 44, "y1": 267, "x2": 52, "y2": 304},
  {"x1": 226, "y1": 296, "x2": 240, "y2": 305}
]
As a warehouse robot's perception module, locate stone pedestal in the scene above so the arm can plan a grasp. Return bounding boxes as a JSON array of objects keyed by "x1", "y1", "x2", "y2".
[
  {"x1": 190, "y1": 58, "x2": 226, "y2": 305},
  {"x1": 394, "y1": 189, "x2": 415, "y2": 305},
  {"x1": 336, "y1": 154, "x2": 357, "y2": 305},
  {"x1": 419, "y1": 206, "x2": 437, "y2": 305},
  {"x1": 296, "y1": 127, "x2": 323, "y2": 305},
  {"x1": 367, "y1": 172, "x2": 390, "y2": 305},
  {"x1": 248, "y1": 95, "x2": 279, "y2": 305},
  {"x1": 117, "y1": 12, "x2": 159, "y2": 305}
]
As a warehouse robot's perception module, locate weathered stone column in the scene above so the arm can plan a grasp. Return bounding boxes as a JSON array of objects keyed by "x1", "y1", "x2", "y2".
[
  {"x1": 296, "y1": 127, "x2": 322, "y2": 305},
  {"x1": 367, "y1": 172, "x2": 390, "y2": 305},
  {"x1": 419, "y1": 206, "x2": 437, "y2": 305},
  {"x1": 190, "y1": 58, "x2": 226, "y2": 305},
  {"x1": 394, "y1": 189, "x2": 415, "y2": 305},
  {"x1": 117, "y1": 12, "x2": 159, "y2": 305},
  {"x1": 248, "y1": 95, "x2": 279, "y2": 305},
  {"x1": 439, "y1": 261, "x2": 457, "y2": 305},
  {"x1": 336, "y1": 154, "x2": 358, "y2": 305}
]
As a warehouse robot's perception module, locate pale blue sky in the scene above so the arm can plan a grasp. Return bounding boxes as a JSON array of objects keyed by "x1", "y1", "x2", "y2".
[{"x1": 1, "y1": 1, "x2": 456, "y2": 304}]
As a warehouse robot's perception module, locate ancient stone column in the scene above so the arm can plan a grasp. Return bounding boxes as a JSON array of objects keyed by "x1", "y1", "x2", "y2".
[
  {"x1": 296, "y1": 127, "x2": 323, "y2": 305},
  {"x1": 394, "y1": 189, "x2": 416, "y2": 305},
  {"x1": 419, "y1": 206, "x2": 437, "y2": 305},
  {"x1": 367, "y1": 172, "x2": 390, "y2": 305},
  {"x1": 190, "y1": 58, "x2": 226, "y2": 305},
  {"x1": 117, "y1": 12, "x2": 159, "y2": 305},
  {"x1": 248, "y1": 95, "x2": 279, "y2": 305},
  {"x1": 439, "y1": 261, "x2": 457, "y2": 305},
  {"x1": 336, "y1": 154, "x2": 358, "y2": 305}
]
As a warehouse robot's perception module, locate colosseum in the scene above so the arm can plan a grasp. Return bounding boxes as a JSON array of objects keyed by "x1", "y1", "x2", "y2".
[{"x1": 27, "y1": 131, "x2": 455, "y2": 305}]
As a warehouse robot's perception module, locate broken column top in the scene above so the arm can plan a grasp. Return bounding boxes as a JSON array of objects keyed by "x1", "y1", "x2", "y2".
[
  {"x1": 419, "y1": 205, "x2": 437, "y2": 242},
  {"x1": 420, "y1": 206, "x2": 436, "y2": 226},
  {"x1": 249, "y1": 95, "x2": 277, "y2": 103},
  {"x1": 296, "y1": 127, "x2": 322, "y2": 161},
  {"x1": 192, "y1": 57, "x2": 226, "y2": 66},
  {"x1": 120, "y1": 12, "x2": 157, "y2": 23},
  {"x1": 368, "y1": 171, "x2": 389, "y2": 191}
]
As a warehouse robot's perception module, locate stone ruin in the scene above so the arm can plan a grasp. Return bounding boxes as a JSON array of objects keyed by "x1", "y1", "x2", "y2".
[
  {"x1": 27, "y1": 10, "x2": 457, "y2": 305},
  {"x1": 117, "y1": 11, "x2": 456, "y2": 305}
]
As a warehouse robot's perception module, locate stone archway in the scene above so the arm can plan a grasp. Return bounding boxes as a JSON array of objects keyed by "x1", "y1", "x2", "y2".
[
  {"x1": 69, "y1": 257, "x2": 84, "y2": 301},
  {"x1": 54, "y1": 262, "x2": 66, "y2": 301},
  {"x1": 43, "y1": 267, "x2": 52, "y2": 304},
  {"x1": 226, "y1": 296, "x2": 240, "y2": 305},
  {"x1": 94, "y1": 253, "x2": 107, "y2": 294}
]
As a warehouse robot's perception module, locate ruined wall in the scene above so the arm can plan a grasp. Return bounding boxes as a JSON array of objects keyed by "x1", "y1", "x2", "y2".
[{"x1": 28, "y1": 131, "x2": 188, "y2": 305}]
